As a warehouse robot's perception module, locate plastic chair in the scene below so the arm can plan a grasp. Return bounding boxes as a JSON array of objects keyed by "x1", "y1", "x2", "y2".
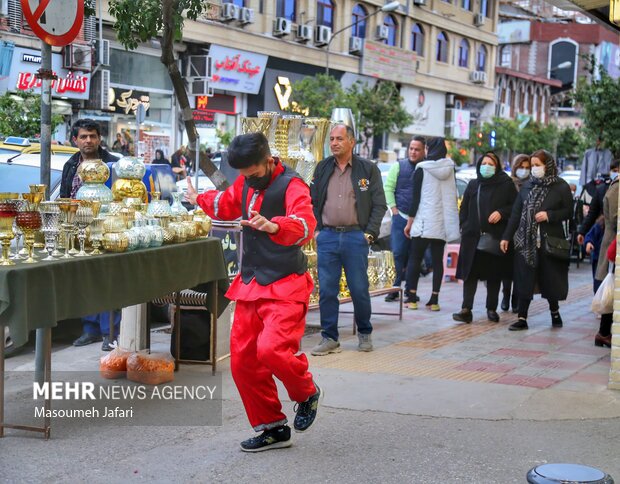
[{"x1": 443, "y1": 243, "x2": 460, "y2": 280}]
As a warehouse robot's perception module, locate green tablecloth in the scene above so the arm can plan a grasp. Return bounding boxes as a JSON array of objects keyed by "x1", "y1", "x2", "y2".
[{"x1": 0, "y1": 238, "x2": 230, "y2": 347}]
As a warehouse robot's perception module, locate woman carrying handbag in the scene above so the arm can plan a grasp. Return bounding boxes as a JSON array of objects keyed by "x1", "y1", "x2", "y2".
[
  {"x1": 500, "y1": 150, "x2": 574, "y2": 331},
  {"x1": 453, "y1": 152, "x2": 517, "y2": 323}
]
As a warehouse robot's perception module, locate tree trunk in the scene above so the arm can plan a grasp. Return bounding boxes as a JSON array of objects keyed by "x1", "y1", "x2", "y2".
[{"x1": 161, "y1": 0, "x2": 229, "y2": 190}]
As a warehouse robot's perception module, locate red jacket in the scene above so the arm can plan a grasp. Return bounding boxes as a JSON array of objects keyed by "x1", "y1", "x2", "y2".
[
  {"x1": 196, "y1": 160, "x2": 316, "y2": 302},
  {"x1": 607, "y1": 236, "x2": 617, "y2": 262}
]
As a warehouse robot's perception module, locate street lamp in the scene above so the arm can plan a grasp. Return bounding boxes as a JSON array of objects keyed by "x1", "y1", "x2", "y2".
[{"x1": 325, "y1": 0, "x2": 401, "y2": 76}]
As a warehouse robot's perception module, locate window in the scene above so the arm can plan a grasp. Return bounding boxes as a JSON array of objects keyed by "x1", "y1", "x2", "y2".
[
  {"x1": 476, "y1": 45, "x2": 487, "y2": 71},
  {"x1": 223, "y1": 0, "x2": 245, "y2": 6},
  {"x1": 411, "y1": 23, "x2": 424, "y2": 56},
  {"x1": 276, "y1": 0, "x2": 296, "y2": 21},
  {"x1": 480, "y1": 0, "x2": 490, "y2": 17},
  {"x1": 317, "y1": 0, "x2": 334, "y2": 29},
  {"x1": 436, "y1": 31, "x2": 449, "y2": 63},
  {"x1": 384, "y1": 14, "x2": 397, "y2": 47},
  {"x1": 351, "y1": 4, "x2": 368, "y2": 38},
  {"x1": 461, "y1": 0, "x2": 471, "y2": 10},
  {"x1": 500, "y1": 45, "x2": 511, "y2": 67},
  {"x1": 458, "y1": 39, "x2": 469, "y2": 67}
]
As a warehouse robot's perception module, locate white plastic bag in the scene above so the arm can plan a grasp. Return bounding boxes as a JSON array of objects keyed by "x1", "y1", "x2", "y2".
[{"x1": 592, "y1": 272, "x2": 615, "y2": 314}]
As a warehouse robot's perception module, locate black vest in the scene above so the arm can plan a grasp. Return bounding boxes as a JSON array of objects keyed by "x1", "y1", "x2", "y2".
[{"x1": 241, "y1": 165, "x2": 307, "y2": 285}]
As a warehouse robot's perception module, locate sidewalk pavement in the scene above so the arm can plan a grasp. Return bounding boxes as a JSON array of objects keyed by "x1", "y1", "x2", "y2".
[{"x1": 1, "y1": 263, "x2": 619, "y2": 483}]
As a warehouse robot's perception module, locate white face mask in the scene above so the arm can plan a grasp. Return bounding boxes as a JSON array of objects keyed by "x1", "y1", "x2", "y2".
[
  {"x1": 531, "y1": 166, "x2": 546, "y2": 179},
  {"x1": 516, "y1": 168, "x2": 530, "y2": 179}
]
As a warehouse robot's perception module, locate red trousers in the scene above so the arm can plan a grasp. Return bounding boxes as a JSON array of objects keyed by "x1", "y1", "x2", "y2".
[{"x1": 231, "y1": 298, "x2": 316, "y2": 431}]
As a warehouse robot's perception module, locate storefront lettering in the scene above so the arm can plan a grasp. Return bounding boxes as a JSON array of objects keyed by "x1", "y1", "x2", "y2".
[
  {"x1": 211, "y1": 75, "x2": 240, "y2": 84},
  {"x1": 108, "y1": 88, "x2": 150, "y2": 115},
  {"x1": 274, "y1": 76, "x2": 309, "y2": 116},
  {"x1": 16, "y1": 71, "x2": 88, "y2": 95},
  {"x1": 214, "y1": 54, "x2": 262, "y2": 78}
]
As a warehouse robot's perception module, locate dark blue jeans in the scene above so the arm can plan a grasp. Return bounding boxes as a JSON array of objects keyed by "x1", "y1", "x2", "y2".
[
  {"x1": 83, "y1": 311, "x2": 121, "y2": 338},
  {"x1": 317, "y1": 229, "x2": 372, "y2": 341},
  {"x1": 390, "y1": 214, "x2": 410, "y2": 291}
]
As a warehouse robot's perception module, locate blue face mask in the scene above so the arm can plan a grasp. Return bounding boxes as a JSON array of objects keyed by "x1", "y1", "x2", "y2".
[
  {"x1": 611, "y1": 171, "x2": 619, "y2": 181},
  {"x1": 480, "y1": 165, "x2": 496, "y2": 178}
]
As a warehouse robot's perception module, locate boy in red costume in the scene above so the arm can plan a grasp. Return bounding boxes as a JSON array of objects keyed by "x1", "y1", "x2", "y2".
[{"x1": 185, "y1": 133, "x2": 321, "y2": 452}]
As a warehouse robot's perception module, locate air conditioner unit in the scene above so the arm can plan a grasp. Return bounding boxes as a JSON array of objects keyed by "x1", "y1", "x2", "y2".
[
  {"x1": 186, "y1": 55, "x2": 213, "y2": 78},
  {"x1": 296, "y1": 24, "x2": 313, "y2": 42},
  {"x1": 376, "y1": 25, "x2": 389, "y2": 41},
  {"x1": 91, "y1": 69, "x2": 110, "y2": 110},
  {"x1": 273, "y1": 17, "x2": 291, "y2": 37},
  {"x1": 349, "y1": 36, "x2": 364, "y2": 55},
  {"x1": 474, "y1": 13, "x2": 485, "y2": 26},
  {"x1": 95, "y1": 39, "x2": 110, "y2": 66},
  {"x1": 469, "y1": 70, "x2": 487, "y2": 84},
  {"x1": 446, "y1": 93, "x2": 455, "y2": 107},
  {"x1": 315, "y1": 25, "x2": 331, "y2": 46},
  {"x1": 239, "y1": 7, "x2": 254, "y2": 25},
  {"x1": 413, "y1": 0, "x2": 426, "y2": 5},
  {"x1": 221, "y1": 3, "x2": 239, "y2": 22},
  {"x1": 63, "y1": 44, "x2": 92, "y2": 72}
]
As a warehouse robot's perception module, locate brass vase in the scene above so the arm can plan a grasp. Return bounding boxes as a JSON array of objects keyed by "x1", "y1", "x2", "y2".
[
  {"x1": 241, "y1": 117, "x2": 271, "y2": 136},
  {"x1": 257, "y1": 111, "x2": 280, "y2": 157},
  {"x1": 304, "y1": 117, "x2": 331, "y2": 163}
]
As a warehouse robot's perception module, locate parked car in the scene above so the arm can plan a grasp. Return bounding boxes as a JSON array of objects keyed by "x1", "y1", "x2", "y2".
[
  {"x1": 0, "y1": 136, "x2": 78, "y2": 158},
  {"x1": 0, "y1": 152, "x2": 66, "y2": 198},
  {"x1": 559, "y1": 170, "x2": 582, "y2": 198}
]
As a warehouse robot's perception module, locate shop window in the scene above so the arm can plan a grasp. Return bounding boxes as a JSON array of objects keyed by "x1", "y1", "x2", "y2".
[
  {"x1": 476, "y1": 45, "x2": 487, "y2": 71},
  {"x1": 411, "y1": 23, "x2": 424, "y2": 56},
  {"x1": 276, "y1": 0, "x2": 296, "y2": 21},
  {"x1": 317, "y1": 0, "x2": 334, "y2": 29},
  {"x1": 351, "y1": 4, "x2": 368, "y2": 38},
  {"x1": 458, "y1": 39, "x2": 469, "y2": 68},
  {"x1": 436, "y1": 31, "x2": 449, "y2": 63},
  {"x1": 384, "y1": 14, "x2": 398, "y2": 47}
]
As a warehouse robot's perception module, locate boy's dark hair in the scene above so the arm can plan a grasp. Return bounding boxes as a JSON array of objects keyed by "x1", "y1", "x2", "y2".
[
  {"x1": 411, "y1": 135, "x2": 426, "y2": 146},
  {"x1": 71, "y1": 119, "x2": 101, "y2": 139},
  {"x1": 227, "y1": 133, "x2": 271, "y2": 169},
  {"x1": 611, "y1": 158, "x2": 619, "y2": 170}
]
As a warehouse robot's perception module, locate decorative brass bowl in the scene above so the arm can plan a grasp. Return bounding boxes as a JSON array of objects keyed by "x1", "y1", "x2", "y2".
[
  {"x1": 77, "y1": 159, "x2": 110, "y2": 183},
  {"x1": 111, "y1": 178, "x2": 148, "y2": 202},
  {"x1": 102, "y1": 232, "x2": 129, "y2": 252}
]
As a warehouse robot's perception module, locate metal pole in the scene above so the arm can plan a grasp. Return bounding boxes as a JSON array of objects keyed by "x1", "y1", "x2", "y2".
[
  {"x1": 40, "y1": 41, "x2": 52, "y2": 195},
  {"x1": 194, "y1": 132, "x2": 200, "y2": 206}
]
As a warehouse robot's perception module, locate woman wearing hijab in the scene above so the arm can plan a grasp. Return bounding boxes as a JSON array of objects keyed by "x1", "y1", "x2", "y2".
[
  {"x1": 452, "y1": 152, "x2": 517, "y2": 323},
  {"x1": 501, "y1": 154, "x2": 531, "y2": 313},
  {"x1": 152, "y1": 149, "x2": 170, "y2": 165},
  {"x1": 403, "y1": 137, "x2": 460, "y2": 311},
  {"x1": 500, "y1": 150, "x2": 573, "y2": 331}
]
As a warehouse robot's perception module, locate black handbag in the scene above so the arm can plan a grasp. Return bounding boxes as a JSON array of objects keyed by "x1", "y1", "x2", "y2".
[
  {"x1": 542, "y1": 234, "x2": 571, "y2": 261},
  {"x1": 476, "y1": 186, "x2": 504, "y2": 256}
]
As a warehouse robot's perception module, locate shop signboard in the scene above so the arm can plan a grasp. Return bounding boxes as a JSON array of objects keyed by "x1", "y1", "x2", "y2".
[
  {"x1": 108, "y1": 87, "x2": 150, "y2": 115},
  {"x1": 208, "y1": 45, "x2": 267, "y2": 94},
  {"x1": 0, "y1": 47, "x2": 90, "y2": 100},
  {"x1": 401, "y1": 87, "x2": 445, "y2": 137},
  {"x1": 448, "y1": 109, "x2": 471, "y2": 140},
  {"x1": 361, "y1": 40, "x2": 417, "y2": 85},
  {"x1": 193, "y1": 93, "x2": 236, "y2": 127}
]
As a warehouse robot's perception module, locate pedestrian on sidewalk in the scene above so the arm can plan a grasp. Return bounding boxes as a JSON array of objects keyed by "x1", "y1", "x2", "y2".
[
  {"x1": 452, "y1": 152, "x2": 517, "y2": 324},
  {"x1": 501, "y1": 153, "x2": 531, "y2": 313},
  {"x1": 594, "y1": 235, "x2": 616, "y2": 348},
  {"x1": 310, "y1": 124, "x2": 386, "y2": 356},
  {"x1": 500, "y1": 149, "x2": 573, "y2": 331},
  {"x1": 403, "y1": 137, "x2": 460, "y2": 311},
  {"x1": 383, "y1": 136, "x2": 426, "y2": 303},
  {"x1": 184, "y1": 133, "x2": 322, "y2": 452}
]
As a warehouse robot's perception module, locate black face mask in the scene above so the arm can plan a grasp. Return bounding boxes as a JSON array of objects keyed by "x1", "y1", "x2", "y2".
[{"x1": 246, "y1": 168, "x2": 271, "y2": 191}]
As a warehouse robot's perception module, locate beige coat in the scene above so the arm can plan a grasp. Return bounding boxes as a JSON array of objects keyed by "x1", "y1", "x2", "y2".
[{"x1": 596, "y1": 179, "x2": 619, "y2": 281}]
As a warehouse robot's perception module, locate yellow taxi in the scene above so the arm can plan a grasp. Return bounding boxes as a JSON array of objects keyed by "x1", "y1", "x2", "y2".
[{"x1": 0, "y1": 136, "x2": 78, "y2": 157}]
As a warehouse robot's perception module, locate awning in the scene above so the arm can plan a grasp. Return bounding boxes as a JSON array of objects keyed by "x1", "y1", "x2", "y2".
[{"x1": 0, "y1": 41, "x2": 15, "y2": 77}]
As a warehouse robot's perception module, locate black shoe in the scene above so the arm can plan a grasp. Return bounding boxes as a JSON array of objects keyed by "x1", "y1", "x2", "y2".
[
  {"x1": 500, "y1": 294, "x2": 510, "y2": 312},
  {"x1": 385, "y1": 291, "x2": 399, "y2": 302},
  {"x1": 240, "y1": 425, "x2": 292, "y2": 452},
  {"x1": 551, "y1": 311, "x2": 563, "y2": 328},
  {"x1": 404, "y1": 293, "x2": 419, "y2": 304},
  {"x1": 452, "y1": 309, "x2": 473, "y2": 323},
  {"x1": 73, "y1": 333, "x2": 102, "y2": 347},
  {"x1": 101, "y1": 336, "x2": 113, "y2": 352},
  {"x1": 425, "y1": 294, "x2": 439, "y2": 308},
  {"x1": 293, "y1": 383, "x2": 323, "y2": 433},
  {"x1": 509, "y1": 318, "x2": 528, "y2": 331},
  {"x1": 487, "y1": 310, "x2": 500, "y2": 323}
]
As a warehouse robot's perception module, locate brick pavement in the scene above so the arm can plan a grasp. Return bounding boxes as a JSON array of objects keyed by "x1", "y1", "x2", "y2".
[{"x1": 305, "y1": 263, "x2": 613, "y2": 392}]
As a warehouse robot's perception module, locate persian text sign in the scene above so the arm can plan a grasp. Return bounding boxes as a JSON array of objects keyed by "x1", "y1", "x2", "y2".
[
  {"x1": 361, "y1": 40, "x2": 417, "y2": 85},
  {"x1": 208, "y1": 45, "x2": 267, "y2": 95}
]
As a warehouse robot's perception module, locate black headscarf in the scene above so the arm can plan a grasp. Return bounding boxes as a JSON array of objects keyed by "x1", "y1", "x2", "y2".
[
  {"x1": 425, "y1": 137, "x2": 448, "y2": 161},
  {"x1": 476, "y1": 152, "x2": 509, "y2": 186}
]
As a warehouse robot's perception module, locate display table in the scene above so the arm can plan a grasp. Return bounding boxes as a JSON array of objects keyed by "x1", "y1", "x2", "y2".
[{"x1": 0, "y1": 237, "x2": 230, "y2": 438}]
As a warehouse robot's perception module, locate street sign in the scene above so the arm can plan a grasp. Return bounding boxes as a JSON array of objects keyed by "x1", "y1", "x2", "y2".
[
  {"x1": 135, "y1": 103, "x2": 146, "y2": 124},
  {"x1": 20, "y1": 0, "x2": 84, "y2": 47}
]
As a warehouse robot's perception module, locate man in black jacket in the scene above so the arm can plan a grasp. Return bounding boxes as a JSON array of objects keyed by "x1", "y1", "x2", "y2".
[
  {"x1": 60, "y1": 119, "x2": 120, "y2": 351},
  {"x1": 60, "y1": 118, "x2": 119, "y2": 199},
  {"x1": 310, "y1": 124, "x2": 386, "y2": 355}
]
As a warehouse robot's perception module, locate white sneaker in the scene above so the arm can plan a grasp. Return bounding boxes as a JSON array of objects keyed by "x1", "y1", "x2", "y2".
[{"x1": 311, "y1": 337, "x2": 341, "y2": 356}]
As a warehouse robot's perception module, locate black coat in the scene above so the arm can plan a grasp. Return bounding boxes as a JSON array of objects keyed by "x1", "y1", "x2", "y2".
[
  {"x1": 502, "y1": 178, "x2": 574, "y2": 301},
  {"x1": 456, "y1": 171, "x2": 517, "y2": 281}
]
